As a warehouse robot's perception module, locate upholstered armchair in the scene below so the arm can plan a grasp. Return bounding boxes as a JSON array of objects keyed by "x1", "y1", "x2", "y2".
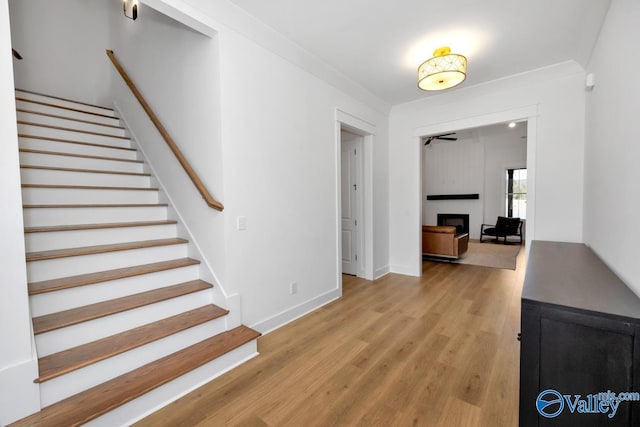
[{"x1": 480, "y1": 216, "x2": 523, "y2": 244}]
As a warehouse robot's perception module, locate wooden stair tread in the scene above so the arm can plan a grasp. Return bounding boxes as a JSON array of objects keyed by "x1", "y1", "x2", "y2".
[
  {"x1": 17, "y1": 108, "x2": 125, "y2": 130},
  {"x1": 32, "y1": 280, "x2": 213, "y2": 334},
  {"x1": 19, "y1": 134, "x2": 136, "y2": 151},
  {"x1": 11, "y1": 326, "x2": 260, "y2": 427},
  {"x1": 23, "y1": 203, "x2": 168, "y2": 208},
  {"x1": 17, "y1": 121, "x2": 130, "y2": 140},
  {"x1": 15, "y1": 89, "x2": 114, "y2": 112},
  {"x1": 19, "y1": 148, "x2": 143, "y2": 163},
  {"x1": 15, "y1": 97, "x2": 117, "y2": 119},
  {"x1": 14, "y1": 88, "x2": 252, "y2": 425},
  {"x1": 36, "y1": 305, "x2": 229, "y2": 383},
  {"x1": 29, "y1": 258, "x2": 200, "y2": 295},
  {"x1": 20, "y1": 164, "x2": 150, "y2": 177},
  {"x1": 25, "y1": 220, "x2": 177, "y2": 233},
  {"x1": 22, "y1": 183, "x2": 158, "y2": 191},
  {"x1": 26, "y1": 237, "x2": 188, "y2": 262}
]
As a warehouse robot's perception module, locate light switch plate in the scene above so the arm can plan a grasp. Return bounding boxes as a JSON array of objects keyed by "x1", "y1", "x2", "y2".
[{"x1": 237, "y1": 216, "x2": 246, "y2": 231}]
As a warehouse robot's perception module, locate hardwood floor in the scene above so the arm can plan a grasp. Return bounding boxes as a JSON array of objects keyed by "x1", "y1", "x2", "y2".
[{"x1": 136, "y1": 250, "x2": 525, "y2": 427}]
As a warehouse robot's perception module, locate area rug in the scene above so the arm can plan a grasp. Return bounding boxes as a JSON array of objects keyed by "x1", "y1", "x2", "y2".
[{"x1": 455, "y1": 241, "x2": 521, "y2": 270}]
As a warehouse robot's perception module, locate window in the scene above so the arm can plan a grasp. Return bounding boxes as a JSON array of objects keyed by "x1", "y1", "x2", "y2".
[{"x1": 506, "y1": 168, "x2": 527, "y2": 219}]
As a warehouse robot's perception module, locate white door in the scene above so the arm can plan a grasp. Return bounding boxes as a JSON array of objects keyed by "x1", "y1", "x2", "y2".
[{"x1": 341, "y1": 137, "x2": 359, "y2": 275}]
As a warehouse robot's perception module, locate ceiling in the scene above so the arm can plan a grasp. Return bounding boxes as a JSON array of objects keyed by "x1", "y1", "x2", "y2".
[
  {"x1": 425, "y1": 120, "x2": 527, "y2": 147},
  {"x1": 228, "y1": 0, "x2": 611, "y2": 105},
  {"x1": 458, "y1": 121, "x2": 527, "y2": 142}
]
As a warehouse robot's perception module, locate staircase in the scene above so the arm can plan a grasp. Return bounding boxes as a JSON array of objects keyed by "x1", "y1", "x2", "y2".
[{"x1": 12, "y1": 89, "x2": 260, "y2": 426}]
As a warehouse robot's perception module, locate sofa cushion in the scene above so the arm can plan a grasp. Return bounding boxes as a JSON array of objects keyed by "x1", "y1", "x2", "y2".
[{"x1": 422, "y1": 225, "x2": 457, "y2": 234}]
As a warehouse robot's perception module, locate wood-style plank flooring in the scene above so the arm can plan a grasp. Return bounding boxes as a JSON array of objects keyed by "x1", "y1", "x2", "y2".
[{"x1": 136, "y1": 249, "x2": 526, "y2": 427}]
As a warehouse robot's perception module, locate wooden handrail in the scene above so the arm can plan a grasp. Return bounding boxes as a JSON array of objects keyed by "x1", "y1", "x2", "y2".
[{"x1": 106, "y1": 49, "x2": 224, "y2": 211}]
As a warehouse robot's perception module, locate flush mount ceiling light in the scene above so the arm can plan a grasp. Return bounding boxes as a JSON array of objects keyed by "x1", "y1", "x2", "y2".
[
  {"x1": 123, "y1": 0, "x2": 138, "y2": 20},
  {"x1": 418, "y1": 47, "x2": 467, "y2": 91}
]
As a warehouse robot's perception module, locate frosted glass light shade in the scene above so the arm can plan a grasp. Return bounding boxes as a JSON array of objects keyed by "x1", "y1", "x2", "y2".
[{"x1": 418, "y1": 47, "x2": 467, "y2": 91}]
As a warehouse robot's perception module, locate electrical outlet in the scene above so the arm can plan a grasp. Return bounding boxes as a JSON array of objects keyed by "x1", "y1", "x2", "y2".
[{"x1": 290, "y1": 282, "x2": 297, "y2": 295}]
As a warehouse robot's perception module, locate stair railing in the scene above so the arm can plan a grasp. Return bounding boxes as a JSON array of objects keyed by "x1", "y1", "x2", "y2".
[{"x1": 106, "y1": 49, "x2": 224, "y2": 211}]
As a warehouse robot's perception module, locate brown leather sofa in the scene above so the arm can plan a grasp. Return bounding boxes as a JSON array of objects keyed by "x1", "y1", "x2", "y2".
[{"x1": 422, "y1": 225, "x2": 469, "y2": 259}]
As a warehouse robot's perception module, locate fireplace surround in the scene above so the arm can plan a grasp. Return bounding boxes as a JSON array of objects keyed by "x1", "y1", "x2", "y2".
[{"x1": 437, "y1": 213, "x2": 470, "y2": 235}]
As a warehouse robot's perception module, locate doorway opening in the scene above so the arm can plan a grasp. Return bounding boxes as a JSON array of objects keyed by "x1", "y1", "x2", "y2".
[
  {"x1": 335, "y1": 109, "x2": 375, "y2": 285},
  {"x1": 341, "y1": 129, "x2": 363, "y2": 276},
  {"x1": 419, "y1": 114, "x2": 534, "y2": 274}
]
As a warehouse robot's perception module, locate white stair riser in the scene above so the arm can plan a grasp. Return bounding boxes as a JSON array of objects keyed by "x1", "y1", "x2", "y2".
[
  {"x1": 25, "y1": 224, "x2": 177, "y2": 252},
  {"x1": 86, "y1": 342, "x2": 258, "y2": 427},
  {"x1": 39, "y1": 317, "x2": 227, "y2": 407},
  {"x1": 18, "y1": 130, "x2": 132, "y2": 151},
  {"x1": 17, "y1": 111, "x2": 127, "y2": 137},
  {"x1": 22, "y1": 187, "x2": 158, "y2": 205},
  {"x1": 35, "y1": 290, "x2": 214, "y2": 356},
  {"x1": 19, "y1": 151, "x2": 144, "y2": 173},
  {"x1": 15, "y1": 99, "x2": 121, "y2": 126},
  {"x1": 30, "y1": 264, "x2": 200, "y2": 316},
  {"x1": 15, "y1": 91, "x2": 117, "y2": 117},
  {"x1": 16, "y1": 91, "x2": 260, "y2": 423},
  {"x1": 18, "y1": 123, "x2": 130, "y2": 147},
  {"x1": 21, "y1": 168, "x2": 151, "y2": 188},
  {"x1": 19, "y1": 137, "x2": 137, "y2": 160},
  {"x1": 27, "y1": 243, "x2": 188, "y2": 282},
  {"x1": 23, "y1": 206, "x2": 168, "y2": 227}
]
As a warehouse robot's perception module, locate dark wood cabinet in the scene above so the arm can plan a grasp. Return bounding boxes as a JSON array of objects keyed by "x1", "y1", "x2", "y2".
[{"x1": 520, "y1": 241, "x2": 640, "y2": 426}]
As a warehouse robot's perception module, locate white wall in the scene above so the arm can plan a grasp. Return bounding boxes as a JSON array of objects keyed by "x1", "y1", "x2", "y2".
[
  {"x1": 108, "y1": 3, "x2": 228, "y2": 298},
  {"x1": 215, "y1": 27, "x2": 389, "y2": 330},
  {"x1": 390, "y1": 61, "x2": 586, "y2": 275},
  {"x1": 422, "y1": 137, "x2": 484, "y2": 239},
  {"x1": 172, "y1": 0, "x2": 390, "y2": 115},
  {"x1": 482, "y1": 126, "x2": 527, "y2": 222},
  {"x1": 584, "y1": 0, "x2": 640, "y2": 293},
  {"x1": 9, "y1": 0, "x2": 112, "y2": 106},
  {"x1": 0, "y1": 1, "x2": 40, "y2": 424}
]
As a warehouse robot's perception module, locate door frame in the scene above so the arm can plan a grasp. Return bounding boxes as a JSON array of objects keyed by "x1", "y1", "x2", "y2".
[
  {"x1": 335, "y1": 109, "x2": 375, "y2": 284},
  {"x1": 415, "y1": 105, "x2": 538, "y2": 275}
]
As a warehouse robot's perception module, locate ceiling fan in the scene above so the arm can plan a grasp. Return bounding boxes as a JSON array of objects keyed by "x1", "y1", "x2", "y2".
[{"x1": 423, "y1": 132, "x2": 457, "y2": 145}]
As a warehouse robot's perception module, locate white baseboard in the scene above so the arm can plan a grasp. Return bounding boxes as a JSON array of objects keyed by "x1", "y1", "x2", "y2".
[
  {"x1": 0, "y1": 358, "x2": 41, "y2": 425},
  {"x1": 389, "y1": 264, "x2": 421, "y2": 277},
  {"x1": 374, "y1": 265, "x2": 390, "y2": 279},
  {"x1": 251, "y1": 288, "x2": 342, "y2": 335}
]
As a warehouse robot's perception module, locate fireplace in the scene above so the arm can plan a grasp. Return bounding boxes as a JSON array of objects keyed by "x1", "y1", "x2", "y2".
[{"x1": 437, "y1": 214, "x2": 470, "y2": 235}]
